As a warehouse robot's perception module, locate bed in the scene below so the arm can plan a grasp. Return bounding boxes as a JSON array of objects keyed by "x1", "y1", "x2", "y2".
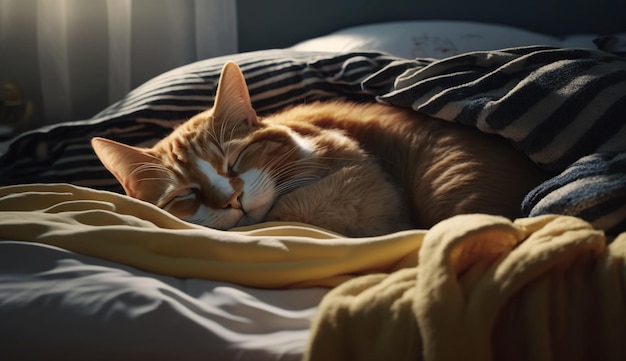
[{"x1": 2, "y1": 17, "x2": 626, "y2": 360}]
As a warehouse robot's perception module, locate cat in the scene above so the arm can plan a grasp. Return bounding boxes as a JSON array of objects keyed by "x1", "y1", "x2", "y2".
[{"x1": 91, "y1": 61, "x2": 548, "y2": 237}]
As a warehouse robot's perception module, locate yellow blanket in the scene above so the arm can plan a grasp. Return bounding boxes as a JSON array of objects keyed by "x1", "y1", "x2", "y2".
[
  {"x1": 1, "y1": 183, "x2": 624, "y2": 360},
  {"x1": 0, "y1": 183, "x2": 423, "y2": 288},
  {"x1": 305, "y1": 212, "x2": 626, "y2": 361}
]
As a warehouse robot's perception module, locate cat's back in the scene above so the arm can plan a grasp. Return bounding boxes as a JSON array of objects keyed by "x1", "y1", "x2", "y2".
[{"x1": 269, "y1": 100, "x2": 549, "y2": 227}]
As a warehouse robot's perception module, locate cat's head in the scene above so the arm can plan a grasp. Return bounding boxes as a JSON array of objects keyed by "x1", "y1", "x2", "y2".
[{"x1": 92, "y1": 62, "x2": 318, "y2": 229}]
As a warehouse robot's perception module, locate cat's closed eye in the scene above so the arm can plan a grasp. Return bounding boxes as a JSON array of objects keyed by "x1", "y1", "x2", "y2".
[{"x1": 161, "y1": 187, "x2": 199, "y2": 216}]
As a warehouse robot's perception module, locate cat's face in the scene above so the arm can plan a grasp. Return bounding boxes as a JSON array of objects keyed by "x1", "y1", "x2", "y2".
[{"x1": 92, "y1": 62, "x2": 318, "y2": 229}]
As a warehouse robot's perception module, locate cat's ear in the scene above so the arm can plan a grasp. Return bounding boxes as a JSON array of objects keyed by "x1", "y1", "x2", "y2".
[
  {"x1": 91, "y1": 137, "x2": 165, "y2": 198},
  {"x1": 213, "y1": 61, "x2": 258, "y2": 126}
]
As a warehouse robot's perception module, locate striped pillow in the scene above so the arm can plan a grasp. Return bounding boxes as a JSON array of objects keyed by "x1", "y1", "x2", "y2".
[{"x1": 0, "y1": 50, "x2": 404, "y2": 193}]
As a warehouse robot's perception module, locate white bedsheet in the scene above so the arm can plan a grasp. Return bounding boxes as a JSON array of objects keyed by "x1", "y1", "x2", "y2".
[{"x1": 0, "y1": 240, "x2": 328, "y2": 361}]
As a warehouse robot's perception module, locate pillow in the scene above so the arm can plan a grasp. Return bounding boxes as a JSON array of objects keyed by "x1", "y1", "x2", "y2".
[
  {"x1": 0, "y1": 50, "x2": 408, "y2": 193},
  {"x1": 290, "y1": 21, "x2": 617, "y2": 59}
]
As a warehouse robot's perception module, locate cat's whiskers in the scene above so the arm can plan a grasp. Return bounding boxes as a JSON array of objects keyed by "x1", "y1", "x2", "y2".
[
  {"x1": 240, "y1": 160, "x2": 302, "y2": 202},
  {"x1": 270, "y1": 161, "x2": 326, "y2": 180},
  {"x1": 272, "y1": 146, "x2": 328, "y2": 171},
  {"x1": 267, "y1": 157, "x2": 329, "y2": 196},
  {"x1": 265, "y1": 144, "x2": 369, "y2": 197},
  {"x1": 274, "y1": 176, "x2": 322, "y2": 195},
  {"x1": 246, "y1": 175, "x2": 275, "y2": 200},
  {"x1": 245, "y1": 143, "x2": 328, "y2": 189}
]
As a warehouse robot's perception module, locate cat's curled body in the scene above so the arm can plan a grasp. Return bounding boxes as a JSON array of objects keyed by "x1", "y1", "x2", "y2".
[{"x1": 92, "y1": 62, "x2": 547, "y2": 237}]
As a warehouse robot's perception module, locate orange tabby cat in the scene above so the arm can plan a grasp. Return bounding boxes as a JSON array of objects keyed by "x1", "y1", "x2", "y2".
[{"x1": 92, "y1": 62, "x2": 547, "y2": 237}]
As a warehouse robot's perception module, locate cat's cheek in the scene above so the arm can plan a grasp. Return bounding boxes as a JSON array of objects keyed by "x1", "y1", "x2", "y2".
[{"x1": 239, "y1": 169, "x2": 277, "y2": 224}]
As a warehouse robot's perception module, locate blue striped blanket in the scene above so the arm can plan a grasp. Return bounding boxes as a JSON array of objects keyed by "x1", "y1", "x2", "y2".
[{"x1": 1, "y1": 47, "x2": 625, "y2": 236}]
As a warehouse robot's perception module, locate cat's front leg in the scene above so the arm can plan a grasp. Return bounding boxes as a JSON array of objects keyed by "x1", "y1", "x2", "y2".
[{"x1": 264, "y1": 163, "x2": 411, "y2": 237}]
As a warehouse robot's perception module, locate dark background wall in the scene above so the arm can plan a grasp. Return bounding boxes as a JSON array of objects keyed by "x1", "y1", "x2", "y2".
[{"x1": 237, "y1": 0, "x2": 626, "y2": 51}]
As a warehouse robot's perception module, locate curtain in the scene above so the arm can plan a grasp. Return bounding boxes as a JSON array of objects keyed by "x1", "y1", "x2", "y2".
[{"x1": 0, "y1": 0, "x2": 238, "y2": 129}]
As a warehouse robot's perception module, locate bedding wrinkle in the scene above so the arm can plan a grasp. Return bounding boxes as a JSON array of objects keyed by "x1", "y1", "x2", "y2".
[
  {"x1": 1, "y1": 238, "x2": 327, "y2": 360},
  {"x1": 1, "y1": 185, "x2": 625, "y2": 359},
  {"x1": 3, "y1": 47, "x2": 626, "y2": 360},
  {"x1": 305, "y1": 214, "x2": 622, "y2": 361},
  {"x1": 0, "y1": 183, "x2": 425, "y2": 288}
]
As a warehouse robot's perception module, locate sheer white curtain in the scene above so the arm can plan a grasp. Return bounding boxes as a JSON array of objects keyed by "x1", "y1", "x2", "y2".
[{"x1": 0, "y1": 0, "x2": 238, "y2": 128}]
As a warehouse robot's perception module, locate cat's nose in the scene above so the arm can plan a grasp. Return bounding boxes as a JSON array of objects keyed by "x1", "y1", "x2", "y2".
[{"x1": 223, "y1": 191, "x2": 242, "y2": 209}]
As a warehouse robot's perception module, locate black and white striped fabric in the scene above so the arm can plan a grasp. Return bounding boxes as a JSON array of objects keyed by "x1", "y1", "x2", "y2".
[
  {"x1": 368, "y1": 46, "x2": 626, "y2": 236},
  {"x1": 2, "y1": 47, "x2": 625, "y2": 236},
  {"x1": 0, "y1": 50, "x2": 405, "y2": 193}
]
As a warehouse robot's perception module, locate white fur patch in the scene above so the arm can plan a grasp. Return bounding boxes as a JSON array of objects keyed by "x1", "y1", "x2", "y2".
[
  {"x1": 288, "y1": 130, "x2": 315, "y2": 157},
  {"x1": 240, "y1": 168, "x2": 277, "y2": 223},
  {"x1": 195, "y1": 157, "x2": 233, "y2": 196},
  {"x1": 183, "y1": 168, "x2": 275, "y2": 229}
]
